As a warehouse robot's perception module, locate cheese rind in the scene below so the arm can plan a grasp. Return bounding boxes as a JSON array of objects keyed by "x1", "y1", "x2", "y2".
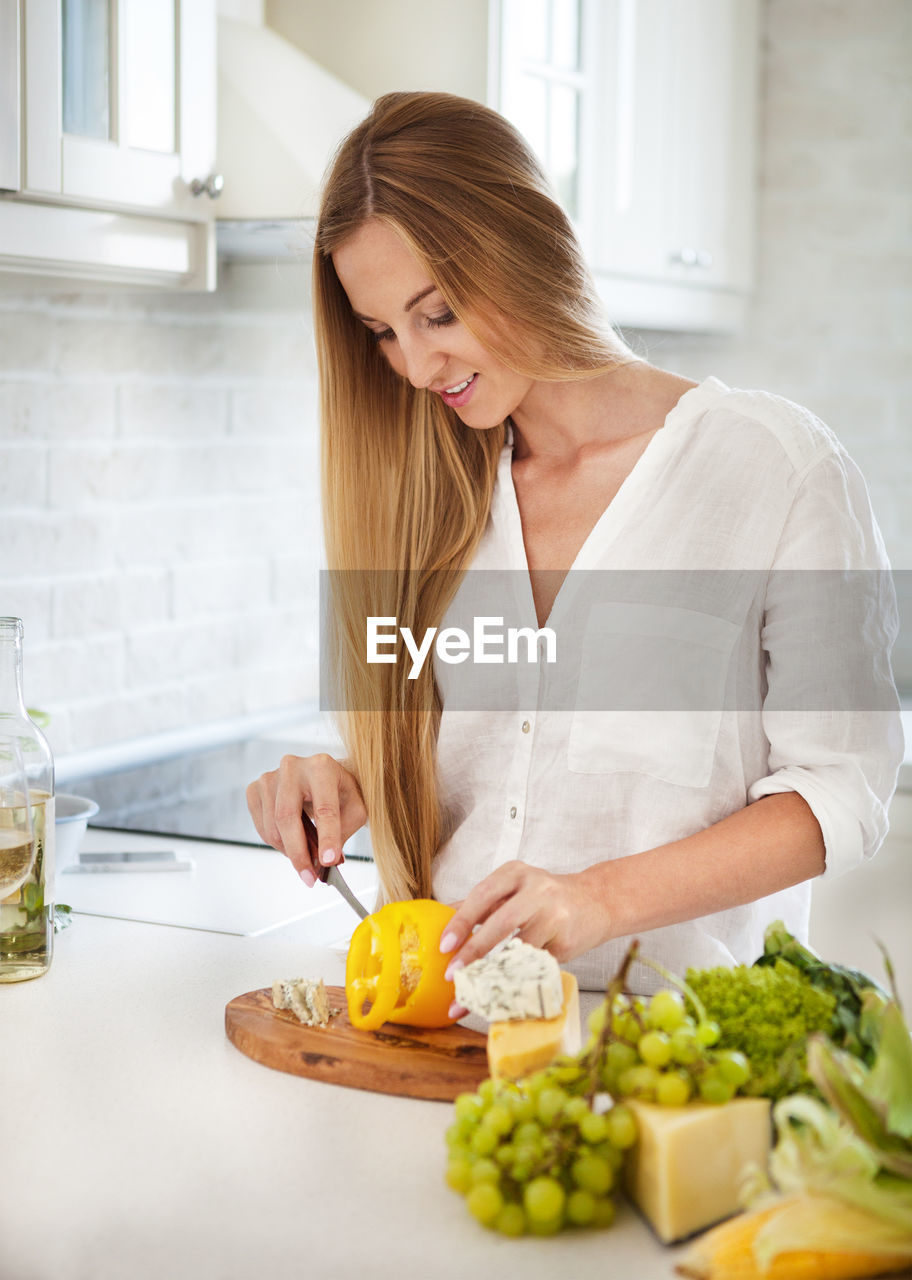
[
  {"x1": 624, "y1": 1097, "x2": 772, "y2": 1243},
  {"x1": 453, "y1": 938, "x2": 564, "y2": 1022},
  {"x1": 272, "y1": 977, "x2": 331, "y2": 1027},
  {"x1": 487, "y1": 970, "x2": 581, "y2": 1081}
]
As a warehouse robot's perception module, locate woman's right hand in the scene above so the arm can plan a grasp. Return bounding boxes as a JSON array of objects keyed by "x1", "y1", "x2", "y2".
[{"x1": 246, "y1": 754, "x2": 367, "y2": 887}]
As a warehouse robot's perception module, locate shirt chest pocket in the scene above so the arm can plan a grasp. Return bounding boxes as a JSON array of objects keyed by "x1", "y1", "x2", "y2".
[{"x1": 566, "y1": 603, "x2": 741, "y2": 788}]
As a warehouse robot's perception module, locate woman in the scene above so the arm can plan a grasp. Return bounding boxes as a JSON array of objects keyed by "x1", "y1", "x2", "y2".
[{"x1": 247, "y1": 91, "x2": 902, "y2": 994}]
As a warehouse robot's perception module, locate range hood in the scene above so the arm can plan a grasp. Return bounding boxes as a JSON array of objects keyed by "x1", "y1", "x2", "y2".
[{"x1": 215, "y1": 10, "x2": 369, "y2": 260}]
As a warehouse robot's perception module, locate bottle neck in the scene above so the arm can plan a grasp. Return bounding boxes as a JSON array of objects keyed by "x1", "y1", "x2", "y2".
[{"x1": 0, "y1": 633, "x2": 29, "y2": 717}]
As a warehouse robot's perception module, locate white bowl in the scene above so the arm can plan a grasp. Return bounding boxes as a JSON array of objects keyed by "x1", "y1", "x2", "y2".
[{"x1": 55, "y1": 793, "x2": 100, "y2": 872}]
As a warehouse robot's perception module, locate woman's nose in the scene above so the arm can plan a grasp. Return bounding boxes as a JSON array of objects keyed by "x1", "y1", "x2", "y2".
[{"x1": 400, "y1": 335, "x2": 445, "y2": 390}]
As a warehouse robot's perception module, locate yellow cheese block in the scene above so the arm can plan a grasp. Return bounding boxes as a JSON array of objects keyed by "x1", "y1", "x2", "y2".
[
  {"x1": 624, "y1": 1097, "x2": 772, "y2": 1244},
  {"x1": 487, "y1": 971, "x2": 581, "y2": 1081}
]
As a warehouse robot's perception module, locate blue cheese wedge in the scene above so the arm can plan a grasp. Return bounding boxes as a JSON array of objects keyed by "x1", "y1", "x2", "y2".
[
  {"x1": 453, "y1": 939, "x2": 564, "y2": 1022},
  {"x1": 271, "y1": 977, "x2": 331, "y2": 1027}
]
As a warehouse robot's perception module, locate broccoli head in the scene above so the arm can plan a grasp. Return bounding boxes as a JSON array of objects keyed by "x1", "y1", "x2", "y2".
[{"x1": 684, "y1": 958, "x2": 838, "y2": 1100}]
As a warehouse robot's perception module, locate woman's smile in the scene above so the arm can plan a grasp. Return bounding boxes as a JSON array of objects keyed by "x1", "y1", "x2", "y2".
[{"x1": 436, "y1": 372, "x2": 478, "y2": 407}]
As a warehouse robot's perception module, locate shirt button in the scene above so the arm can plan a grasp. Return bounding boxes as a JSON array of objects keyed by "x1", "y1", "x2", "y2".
[
  {"x1": 521, "y1": 720, "x2": 531, "y2": 734},
  {"x1": 509, "y1": 805, "x2": 517, "y2": 819}
]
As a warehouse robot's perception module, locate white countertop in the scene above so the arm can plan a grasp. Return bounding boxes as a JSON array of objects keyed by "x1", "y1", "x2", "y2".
[
  {"x1": 57, "y1": 827, "x2": 380, "y2": 942},
  {"x1": 1, "y1": 834, "x2": 688, "y2": 1280}
]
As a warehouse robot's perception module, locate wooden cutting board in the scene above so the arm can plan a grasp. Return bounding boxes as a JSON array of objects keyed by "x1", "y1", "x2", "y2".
[{"x1": 225, "y1": 985, "x2": 489, "y2": 1102}]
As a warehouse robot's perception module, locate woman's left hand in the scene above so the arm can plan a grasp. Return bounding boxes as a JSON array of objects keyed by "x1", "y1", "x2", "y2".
[{"x1": 439, "y1": 860, "x2": 610, "y2": 980}]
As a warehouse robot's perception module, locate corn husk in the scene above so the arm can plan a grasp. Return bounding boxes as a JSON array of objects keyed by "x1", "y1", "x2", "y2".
[{"x1": 677, "y1": 1196, "x2": 912, "y2": 1280}]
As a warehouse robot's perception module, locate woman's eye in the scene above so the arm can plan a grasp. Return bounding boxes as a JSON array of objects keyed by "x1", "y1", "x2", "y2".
[{"x1": 367, "y1": 309, "x2": 454, "y2": 343}]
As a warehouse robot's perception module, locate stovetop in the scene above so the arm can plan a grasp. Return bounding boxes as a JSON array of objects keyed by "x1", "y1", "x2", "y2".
[{"x1": 66, "y1": 731, "x2": 373, "y2": 859}]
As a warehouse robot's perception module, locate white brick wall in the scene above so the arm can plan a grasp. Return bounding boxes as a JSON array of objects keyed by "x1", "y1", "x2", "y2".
[
  {"x1": 0, "y1": 263, "x2": 322, "y2": 755},
  {"x1": 1, "y1": 0, "x2": 909, "y2": 762}
]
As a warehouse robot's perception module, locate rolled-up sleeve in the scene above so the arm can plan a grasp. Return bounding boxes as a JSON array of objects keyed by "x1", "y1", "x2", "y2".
[{"x1": 746, "y1": 449, "x2": 905, "y2": 878}]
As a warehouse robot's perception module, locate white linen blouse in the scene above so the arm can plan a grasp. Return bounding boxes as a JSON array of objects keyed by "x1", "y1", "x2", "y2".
[{"x1": 430, "y1": 377, "x2": 905, "y2": 991}]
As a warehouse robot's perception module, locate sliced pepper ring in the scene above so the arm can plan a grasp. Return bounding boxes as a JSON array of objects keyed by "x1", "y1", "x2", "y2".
[{"x1": 345, "y1": 907, "x2": 402, "y2": 1031}]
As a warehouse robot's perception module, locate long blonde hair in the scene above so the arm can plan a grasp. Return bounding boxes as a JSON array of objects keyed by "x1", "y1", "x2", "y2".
[{"x1": 313, "y1": 91, "x2": 633, "y2": 902}]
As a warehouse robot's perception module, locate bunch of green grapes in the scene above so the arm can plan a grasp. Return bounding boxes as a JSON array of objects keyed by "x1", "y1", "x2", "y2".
[
  {"x1": 445, "y1": 1069, "x2": 637, "y2": 1237},
  {"x1": 590, "y1": 987, "x2": 752, "y2": 1106}
]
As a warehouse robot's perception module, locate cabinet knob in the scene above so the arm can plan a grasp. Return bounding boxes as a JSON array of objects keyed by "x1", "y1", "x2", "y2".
[
  {"x1": 669, "y1": 247, "x2": 713, "y2": 268},
  {"x1": 190, "y1": 173, "x2": 225, "y2": 199}
]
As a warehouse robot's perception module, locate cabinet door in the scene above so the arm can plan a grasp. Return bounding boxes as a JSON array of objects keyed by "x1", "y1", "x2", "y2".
[
  {"x1": 591, "y1": 0, "x2": 757, "y2": 293},
  {"x1": 23, "y1": 0, "x2": 216, "y2": 219},
  {"x1": 494, "y1": 0, "x2": 758, "y2": 328},
  {"x1": 589, "y1": 0, "x2": 674, "y2": 283},
  {"x1": 664, "y1": 0, "x2": 757, "y2": 292}
]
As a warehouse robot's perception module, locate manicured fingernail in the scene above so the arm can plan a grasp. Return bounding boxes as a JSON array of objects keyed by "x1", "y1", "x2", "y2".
[
  {"x1": 448, "y1": 1002, "x2": 468, "y2": 1020},
  {"x1": 300, "y1": 868, "x2": 315, "y2": 888},
  {"x1": 320, "y1": 848, "x2": 338, "y2": 865},
  {"x1": 444, "y1": 958, "x2": 465, "y2": 983},
  {"x1": 439, "y1": 930, "x2": 458, "y2": 954}
]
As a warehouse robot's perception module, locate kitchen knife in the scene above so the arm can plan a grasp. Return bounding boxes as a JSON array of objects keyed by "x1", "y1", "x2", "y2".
[
  {"x1": 318, "y1": 861, "x2": 370, "y2": 919},
  {"x1": 302, "y1": 810, "x2": 370, "y2": 919}
]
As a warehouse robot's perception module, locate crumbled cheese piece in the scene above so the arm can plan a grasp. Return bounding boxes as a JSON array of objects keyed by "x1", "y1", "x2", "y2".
[
  {"x1": 272, "y1": 979, "x2": 297, "y2": 1009},
  {"x1": 453, "y1": 938, "x2": 564, "y2": 1022},
  {"x1": 271, "y1": 977, "x2": 331, "y2": 1027}
]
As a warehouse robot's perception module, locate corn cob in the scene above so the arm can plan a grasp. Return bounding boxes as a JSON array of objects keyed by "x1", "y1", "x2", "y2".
[{"x1": 676, "y1": 1201, "x2": 912, "y2": 1280}]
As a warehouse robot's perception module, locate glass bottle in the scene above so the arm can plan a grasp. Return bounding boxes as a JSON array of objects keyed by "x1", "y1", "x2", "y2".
[{"x1": 0, "y1": 617, "x2": 55, "y2": 981}]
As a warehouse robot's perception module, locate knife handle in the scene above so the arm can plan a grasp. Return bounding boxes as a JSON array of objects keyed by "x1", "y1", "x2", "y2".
[{"x1": 302, "y1": 809, "x2": 344, "y2": 881}]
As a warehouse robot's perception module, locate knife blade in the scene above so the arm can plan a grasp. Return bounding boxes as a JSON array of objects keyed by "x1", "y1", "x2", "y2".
[
  {"x1": 302, "y1": 810, "x2": 370, "y2": 919},
  {"x1": 319, "y1": 861, "x2": 370, "y2": 919}
]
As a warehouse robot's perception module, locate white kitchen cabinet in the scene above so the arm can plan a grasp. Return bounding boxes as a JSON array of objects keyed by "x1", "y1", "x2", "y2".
[
  {"x1": 0, "y1": 0, "x2": 219, "y2": 290},
  {"x1": 495, "y1": 0, "x2": 759, "y2": 331}
]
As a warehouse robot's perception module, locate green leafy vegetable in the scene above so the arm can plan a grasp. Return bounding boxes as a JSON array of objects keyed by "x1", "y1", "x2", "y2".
[
  {"x1": 806, "y1": 983, "x2": 912, "y2": 1173},
  {"x1": 53, "y1": 903, "x2": 73, "y2": 932},
  {"x1": 808, "y1": 1037, "x2": 912, "y2": 1179},
  {"x1": 22, "y1": 880, "x2": 44, "y2": 923},
  {"x1": 866, "y1": 1001, "x2": 912, "y2": 1139},
  {"x1": 755, "y1": 920, "x2": 889, "y2": 1063}
]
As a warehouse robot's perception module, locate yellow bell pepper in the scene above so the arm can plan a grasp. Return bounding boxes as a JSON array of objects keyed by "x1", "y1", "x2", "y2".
[{"x1": 345, "y1": 899, "x2": 458, "y2": 1031}]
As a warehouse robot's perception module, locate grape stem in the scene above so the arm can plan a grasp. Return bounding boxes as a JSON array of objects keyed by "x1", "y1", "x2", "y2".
[
  {"x1": 580, "y1": 939, "x2": 641, "y2": 1105},
  {"x1": 636, "y1": 954, "x2": 709, "y2": 1027}
]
